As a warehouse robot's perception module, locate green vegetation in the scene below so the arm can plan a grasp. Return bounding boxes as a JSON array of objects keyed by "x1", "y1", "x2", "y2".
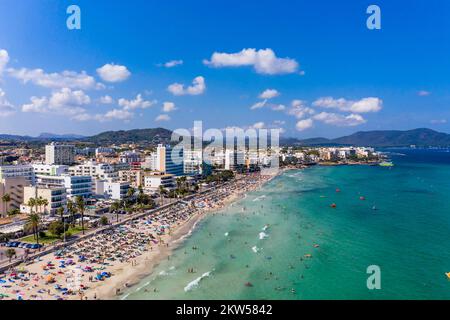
[{"x1": 21, "y1": 226, "x2": 84, "y2": 244}]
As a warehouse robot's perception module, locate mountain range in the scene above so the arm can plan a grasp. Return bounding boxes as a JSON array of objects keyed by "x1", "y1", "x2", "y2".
[{"x1": 1, "y1": 128, "x2": 450, "y2": 147}]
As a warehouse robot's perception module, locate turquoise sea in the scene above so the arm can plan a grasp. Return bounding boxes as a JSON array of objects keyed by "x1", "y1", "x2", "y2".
[{"x1": 123, "y1": 149, "x2": 450, "y2": 300}]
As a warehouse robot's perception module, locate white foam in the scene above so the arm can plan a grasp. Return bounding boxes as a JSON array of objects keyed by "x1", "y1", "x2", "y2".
[
  {"x1": 224, "y1": 232, "x2": 229, "y2": 237},
  {"x1": 184, "y1": 271, "x2": 212, "y2": 292},
  {"x1": 252, "y1": 246, "x2": 261, "y2": 253},
  {"x1": 262, "y1": 225, "x2": 269, "y2": 231},
  {"x1": 253, "y1": 195, "x2": 266, "y2": 202},
  {"x1": 259, "y1": 232, "x2": 269, "y2": 240}
]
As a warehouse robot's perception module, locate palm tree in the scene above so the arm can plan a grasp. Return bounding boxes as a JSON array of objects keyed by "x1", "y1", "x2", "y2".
[
  {"x1": 56, "y1": 206, "x2": 66, "y2": 242},
  {"x1": 1, "y1": 193, "x2": 11, "y2": 217},
  {"x1": 75, "y1": 196, "x2": 86, "y2": 235},
  {"x1": 27, "y1": 213, "x2": 41, "y2": 244},
  {"x1": 41, "y1": 198, "x2": 49, "y2": 215},
  {"x1": 66, "y1": 199, "x2": 76, "y2": 227},
  {"x1": 127, "y1": 187, "x2": 136, "y2": 202},
  {"x1": 110, "y1": 201, "x2": 121, "y2": 223},
  {"x1": 158, "y1": 185, "x2": 167, "y2": 206},
  {"x1": 27, "y1": 198, "x2": 37, "y2": 215}
]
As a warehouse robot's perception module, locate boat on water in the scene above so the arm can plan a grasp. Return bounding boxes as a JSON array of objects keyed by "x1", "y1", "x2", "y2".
[
  {"x1": 446, "y1": 272, "x2": 450, "y2": 279},
  {"x1": 379, "y1": 161, "x2": 394, "y2": 167}
]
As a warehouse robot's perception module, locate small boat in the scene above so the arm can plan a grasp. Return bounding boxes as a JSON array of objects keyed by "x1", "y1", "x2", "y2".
[
  {"x1": 330, "y1": 203, "x2": 337, "y2": 208},
  {"x1": 360, "y1": 196, "x2": 365, "y2": 200},
  {"x1": 379, "y1": 161, "x2": 394, "y2": 167},
  {"x1": 446, "y1": 272, "x2": 450, "y2": 279},
  {"x1": 245, "y1": 282, "x2": 253, "y2": 287},
  {"x1": 336, "y1": 188, "x2": 341, "y2": 193}
]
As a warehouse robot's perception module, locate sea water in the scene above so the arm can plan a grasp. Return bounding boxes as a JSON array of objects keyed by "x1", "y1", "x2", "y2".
[{"x1": 123, "y1": 149, "x2": 450, "y2": 300}]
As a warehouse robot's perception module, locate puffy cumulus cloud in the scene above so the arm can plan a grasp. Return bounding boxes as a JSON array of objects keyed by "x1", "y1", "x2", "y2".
[
  {"x1": 296, "y1": 119, "x2": 313, "y2": 131},
  {"x1": 99, "y1": 95, "x2": 114, "y2": 104},
  {"x1": 0, "y1": 88, "x2": 15, "y2": 117},
  {"x1": 96, "y1": 63, "x2": 131, "y2": 83},
  {"x1": 313, "y1": 112, "x2": 366, "y2": 126},
  {"x1": 103, "y1": 109, "x2": 133, "y2": 121},
  {"x1": 162, "y1": 60, "x2": 183, "y2": 68},
  {"x1": 271, "y1": 104, "x2": 285, "y2": 111},
  {"x1": 73, "y1": 108, "x2": 134, "y2": 122},
  {"x1": 259, "y1": 89, "x2": 280, "y2": 99},
  {"x1": 168, "y1": 76, "x2": 206, "y2": 96},
  {"x1": 8, "y1": 68, "x2": 103, "y2": 90},
  {"x1": 313, "y1": 97, "x2": 382, "y2": 113},
  {"x1": 155, "y1": 114, "x2": 171, "y2": 122},
  {"x1": 0, "y1": 49, "x2": 9, "y2": 76},
  {"x1": 118, "y1": 94, "x2": 156, "y2": 110},
  {"x1": 204, "y1": 48, "x2": 299, "y2": 75},
  {"x1": 22, "y1": 88, "x2": 90, "y2": 117},
  {"x1": 418, "y1": 90, "x2": 431, "y2": 96},
  {"x1": 287, "y1": 100, "x2": 315, "y2": 119},
  {"x1": 162, "y1": 101, "x2": 177, "y2": 112}
]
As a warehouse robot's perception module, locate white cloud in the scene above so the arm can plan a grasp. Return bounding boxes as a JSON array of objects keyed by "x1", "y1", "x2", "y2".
[
  {"x1": 296, "y1": 119, "x2": 313, "y2": 131},
  {"x1": 0, "y1": 49, "x2": 9, "y2": 76},
  {"x1": 99, "y1": 95, "x2": 114, "y2": 104},
  {"x1": 287, "y1": 100, "x2": 315, "y2": 119},
  {"x1": 250, "y1": 99, "x2": 267, "y2": 110},
  {"x1": 162, "y1": 101, "x2": 177, "y2": 112},
  {"x1": 259, "y1": 89, "x2": 280, "y2": 99},
  {"x1": 96, "y1": 63, "x2": 131, "y2": 83},
  {"x1": 313, "y1": 112, "x2": 366, "y2": 126},
  {"x1": 103, "y1": 108, "x2": 133, "y2": 121},
  {"x1": 8, "y1": 68, "x2": 102, "y2": 90},
  {"x1": 167, "y1": 76, "x2": 206, "y2": 96},
  {"x1": 22, "y1": 88, "x2": 90, "y2": 117},
  {"x1": 118, "y1": 94, "x2": 156, "y2": 110},
  {"x1": 155, "y1": 114, "x2": 170, "y2": 122},
  {"x1": 271, "y1": 104, "x2": 286, "y2": 111},
  {"x1": 418, "y1": 90, "x2": 431, "y2": 96},
  {"x1": 0, "y1": 88, "x2": 15, "y2": 117},
  {"x1": 313, "y1": 97, "x2": 382, "y2": 113},
  {"x1": 204, "y1": 48, "x2": 299, "y2": 75},
  {"x1": 162, "y1": 60, "x2": 183, "y2": 68},
  {"x1": 430, "y1": 119, "x2": 447, "y2": 124},
  {"x1": 252, "y1": 121, "x2": 265, "y2": 129}
]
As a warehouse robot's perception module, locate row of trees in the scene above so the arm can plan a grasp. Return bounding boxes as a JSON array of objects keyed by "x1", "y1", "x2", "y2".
[
  {"x1": 24, "y1": 195, "x2": 87, "y2": 245},
  {"x1": 110, "y1": 186, "x2": 156, "y2": 222}
]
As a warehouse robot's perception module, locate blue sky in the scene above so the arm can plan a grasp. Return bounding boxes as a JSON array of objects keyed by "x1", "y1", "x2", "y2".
[{"x1": 0, "y1": 0, "x2": 449, "y2": 138}]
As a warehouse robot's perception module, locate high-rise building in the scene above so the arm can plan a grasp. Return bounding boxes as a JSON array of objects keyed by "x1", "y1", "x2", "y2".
[
  {"x1": 0, "y1": 165, "x2": 35, "y2": 185},
  {"x1": 36, "y1": 174, "x2": 92, "y2": 199},
  {"x1": 184, "y1": 149, "x2": 203, "y2": 175},
  {"x1": 45, "y1": 143, "x2": 75, "y2": 165},
  {"x1": 155, "y1": 144, "x2": 184, "y2": 177},
  {"x1": 225, "y1": 149, "x2": 245, "y2": 171}
]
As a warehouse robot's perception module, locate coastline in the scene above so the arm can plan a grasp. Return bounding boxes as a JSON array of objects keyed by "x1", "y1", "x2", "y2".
[{"x1": 83, "y1": 172, "x2": 280, "y2": 300}]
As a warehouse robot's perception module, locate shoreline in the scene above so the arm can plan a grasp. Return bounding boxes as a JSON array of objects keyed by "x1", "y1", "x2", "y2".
[
  {"x1": 100, "y1": 175, "x2": 278, "y2": 300},
  {"x1": 0, "y1": 169, "x2": 288, "y2": 301}
]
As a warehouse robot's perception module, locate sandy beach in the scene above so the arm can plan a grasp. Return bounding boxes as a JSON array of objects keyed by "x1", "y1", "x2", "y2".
[{"x1": 0, "y1": 172, "x2": 275, "y2": 300}]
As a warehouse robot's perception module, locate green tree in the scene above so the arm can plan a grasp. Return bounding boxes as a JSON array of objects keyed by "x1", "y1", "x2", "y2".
[
  {"x1": 1, "y1": 193, "x2": 11, "y2": 217},
  {"x1": 5, "y1": 248, "x2": 16, "y2": 262},
  {"x1": 158, "y1": 185, "x2": 167, "y2": 206},
  {"x1": 48, "y1": 221, "x2": 67, "y2": 237},
  {"x1": 75, "y1": 196, "x2": 86, "y2": 235},
  {"x1": 110, "y1": 201, "x2": 121, "y2": 223},
  {"x1": 99, "y1": 215, "x2": 109, "y2": 226},
  {"x1": 66, "y1": 199, "x2": 76, "y2": 227},
  {"x1": 27, "y1": 213, "x2": 41, "y2": 244}
]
